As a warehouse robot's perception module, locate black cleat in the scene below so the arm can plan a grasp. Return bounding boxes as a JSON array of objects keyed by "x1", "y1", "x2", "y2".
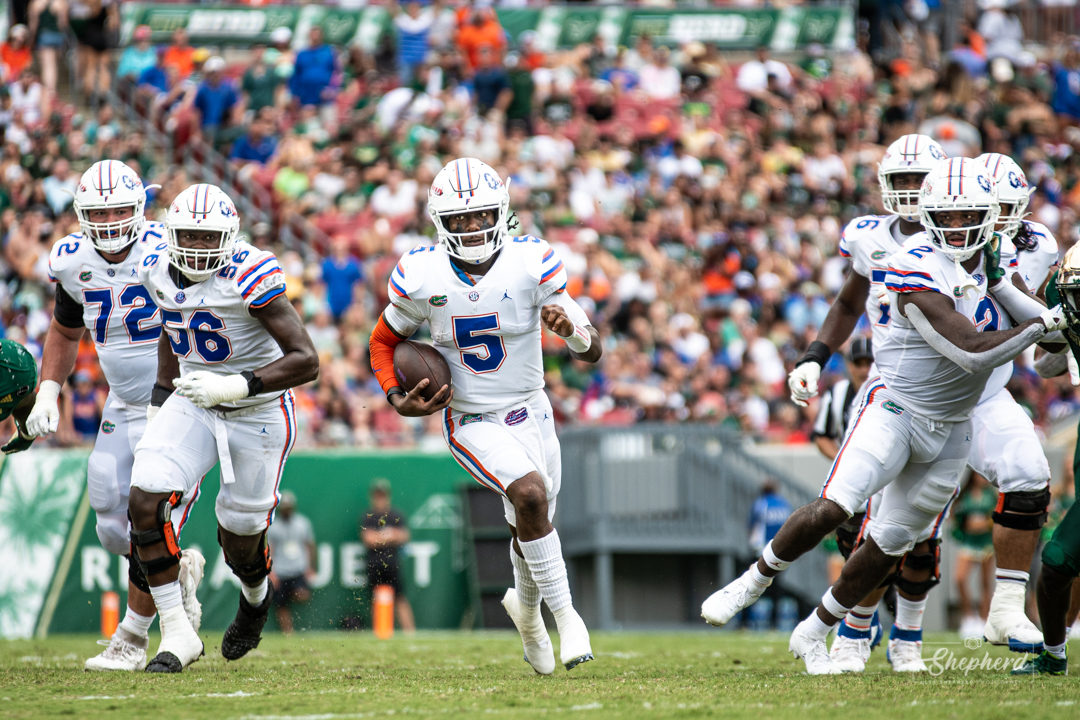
[
  {"x1": 221, "y1": 593, "x2": 272, "y2": 661},
  {"x1": 145, "y1": 652, "x2": 183, "y2": 673}
]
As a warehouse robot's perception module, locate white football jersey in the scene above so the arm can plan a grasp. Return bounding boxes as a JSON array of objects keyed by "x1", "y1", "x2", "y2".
[
  {"x1": 382, "y1": 236, "x2": 581, "y2": 415},
  {"x1": 978, "y1": 222, "x2": 1058, "y2": 401},
  {"x1": 48, "y1": 223, "x2": 167, "y2": 405},
  {"x1": 137, "y1": 239, "x2": 286, "y2": 409},
  {"x1": 877, "y1": 234, "x2": 994, "y2": 421},
  {"x1": 838, "y1": 214, "x2": 919, "y2": 345}
]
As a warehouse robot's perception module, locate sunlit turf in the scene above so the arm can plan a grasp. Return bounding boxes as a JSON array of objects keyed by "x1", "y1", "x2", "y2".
[{"x1": 0, "y1": 631, "x2": 1075, "y2": 719}]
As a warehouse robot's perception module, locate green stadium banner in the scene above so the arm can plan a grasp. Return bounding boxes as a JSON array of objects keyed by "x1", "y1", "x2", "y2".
[
  {"x1": 119, "y1": 3, "x2": 854, "y2": 52},
  {"x1": 0, "y1": 449, "x2": 475, "y2": 638}
]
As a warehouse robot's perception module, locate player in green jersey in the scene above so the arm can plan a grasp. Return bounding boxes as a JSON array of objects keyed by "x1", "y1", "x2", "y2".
[
  {"x1": 0, "y1": 338, "x2": 40, "y2": 453},
  {"x1": 1021, "y1": 242, "x2": 1080, "y2": 675}
]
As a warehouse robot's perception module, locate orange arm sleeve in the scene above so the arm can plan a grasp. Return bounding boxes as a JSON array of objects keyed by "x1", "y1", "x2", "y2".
[{"x1": 370, "y1": 314, "x2": 407, "y2": 394}]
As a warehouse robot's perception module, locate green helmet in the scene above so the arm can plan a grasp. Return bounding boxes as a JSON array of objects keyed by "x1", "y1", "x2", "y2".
[
  {"x1": 0, "y1": 340, "x2": 37, "y2": 421},
  {"x1": 1056, "y1": 242, "x2": 1080, "y2": 332}
]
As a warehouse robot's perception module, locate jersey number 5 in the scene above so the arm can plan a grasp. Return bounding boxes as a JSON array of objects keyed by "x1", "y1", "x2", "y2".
[{"x1": 453, "y1": 313, "x2": 506, "y2": 374}]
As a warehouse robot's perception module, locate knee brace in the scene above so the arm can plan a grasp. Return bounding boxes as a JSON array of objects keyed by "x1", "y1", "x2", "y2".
[
  {"x1": 128, "y1": 491, "x2": 184, "y2": 577},
  {"x1": 219, "y1": 529, "x2": 273, "y2": 585},
  {"x1": 835, "y1": 514, "x2": 865, "y2": 561},
  {"x1": 895, "y1": 540, "x2": 941, "y2": 596},
  {"x1": 992, "y1": 488, "x2": 1051, "y2": 531},
  {"x1": 128, "y1": 553, "x2": 151, "y2": 594}
]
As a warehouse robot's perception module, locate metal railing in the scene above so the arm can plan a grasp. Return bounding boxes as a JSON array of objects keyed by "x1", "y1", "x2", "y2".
[{"x1": 558, "y1": 424, "x2": 828, "y2": 629}]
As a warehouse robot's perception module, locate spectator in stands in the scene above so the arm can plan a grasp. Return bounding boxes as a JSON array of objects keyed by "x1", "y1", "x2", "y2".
[
  {"x1": 0, "y1": 24, "x2": 32, "y2": 84},
  {"x1": 162, "y1": 27, "x2": 195, "y2": 81},
  {"x1": 290, "y1": 27, "x2": 338, "y2": 122},
  {"x1": 321, "y1": 237, "x2": 364, "y2": 323},
  {"x1": 369, "y1": 168, "x2": 417, "y2": 219},
  {"x1": 138, "y1": 47, "x2": 169, "y2": 96},
  {"x1": 241, "y1": 45, "x2": 284, "y2": 116},
  {"x1": 65, "y1": 369, "x2": 105, "y2": 444},
  {"x1": 267, "y1": 26, "x2": 295, "y2": 76},
  {"x1": 1053, "y1": 44, "x2": 1080, "y2": 125},
  {"x1": 360, "y1": 480, "x2": 416, "y2": 633},
  {"x1": 473, "y1": 46, "x2": 511, "y2": 116},
  {"x1": 736, "y1": 45, "x2": 792, "y2": 95},
  {"x1": 230, "y1": 115, "x2": 278, "y2": 167},
  {"x1": 194, "y1": 56, "x2": 239, "y2": 143},
  {"x1": 504, "y1": 52, "x2": 534, "y2": 132},
  {"x1": 9, "y1": 70, "x2": 43, "y2": 125},
  {"x1": 640, "y1": 46, "x2": 681, "y2": 100},
  {"x1": 393, "y1": 0, "x2": 436, "y2": 84},
  {"x1": 953, "y1": 473, "x2": 997, "y2": 639},
  {"x1": 749, "y1": 479, "x2": 792, "y2": 555},
  {"x1": 267, "y1": 491, "x2": 317, "y2": 635},
  {"x1": 42, "y1": 158, "x2": 76, "y2": 216},
  {"x1": 978, "y1": 0, "x2": 1024, "y2": 63},
  {"x1": 116, "y1": 24, "x2": 157, "y2": 83},
  {"x1": 68, "y1": 0, "x2": 118, "y2": 109},
  {"x1": 457, "y1": 7, "x2": 504, "y2": 71},
  {"x1": 27, "y1": 0, "x2": 67, "y2": 99}
]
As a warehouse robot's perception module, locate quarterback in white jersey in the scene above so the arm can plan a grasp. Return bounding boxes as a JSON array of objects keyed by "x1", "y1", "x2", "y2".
[
  {"x1": 962, "y1": 153, "x2": 1059, "y2": 652},
  {"x1": 128, "y1": 183, "x2": 319, "y2": 674},
  {"x1": 370, "y1": 158, "x2": 600, "y2": 675},
  {"x1": 21, "y1": 160, "x2": 205, "y2": 672},
  {"x1": 703, "y1": 158, "x2": 1066, "y2": 675}
]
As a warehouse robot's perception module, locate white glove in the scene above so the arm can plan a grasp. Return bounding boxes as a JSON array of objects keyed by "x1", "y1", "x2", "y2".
[
  {"x1": 173, "y1": 372, "x2": 250, "y2": 409},
  {"x1": 787, "y1": 361, "x2": 821, "y2": 408},
  {"x1": 1040, "y1": 304, "x2": 1068, "y2": 333},
  {"x1": 1069, "y1": 352, "x2": 1080, "y2": 387},
  {"x1": 875, "y1": 285, "x2": 890, "y2": 307},
  {"x1": 146, "y1": 404, "x2": 161, "y2": 423},
  {"x1": 26, "y1": 380, "x2": 62, "y2": 437}
]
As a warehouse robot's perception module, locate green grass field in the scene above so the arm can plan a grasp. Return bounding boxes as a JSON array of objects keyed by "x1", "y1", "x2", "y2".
[{"x1": 0, "y1": 631, "x2": 1075, "y2": 719}]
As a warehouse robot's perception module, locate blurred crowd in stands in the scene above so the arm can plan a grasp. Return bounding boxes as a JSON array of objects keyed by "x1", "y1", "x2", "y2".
[{"x1": 3, "y1": 0, "x2": 1080, "y2": 448}]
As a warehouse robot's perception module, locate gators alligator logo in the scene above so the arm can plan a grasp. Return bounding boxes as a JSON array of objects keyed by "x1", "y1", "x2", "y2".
[
  {"x1": 871, "y1": 250, "x2": 887, "y2": 260},
  {"x1": 80, "y1": 271, "x2": 92, "y2": 281},
  {"x1": 461, "y1": 414, "x2": 482, "y2": 425},
  {"x1": 101, "y1": 421, "x2": 116, "y2": 434},
  {"x1": 429, "y1": 295, "x2": 448, "y2": 307},
  {"x1": 882, "y1": 400, "x2": 904, "y2": 415}
]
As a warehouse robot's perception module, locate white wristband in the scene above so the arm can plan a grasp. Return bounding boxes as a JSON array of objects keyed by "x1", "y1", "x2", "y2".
[
  {"x1": 37, "y1": 379, "x2": 62, "y2": 404},
  {"x1": 563, "y1": 324, "x2": 592, "y2": 353}
]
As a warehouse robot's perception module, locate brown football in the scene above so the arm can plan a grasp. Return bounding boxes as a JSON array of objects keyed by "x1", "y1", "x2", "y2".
[{"x1": 393, "y1": 341, "x2": 452, "y2": 401}]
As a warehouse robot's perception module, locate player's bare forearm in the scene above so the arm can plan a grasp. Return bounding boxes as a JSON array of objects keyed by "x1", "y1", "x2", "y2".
[
  {"x1": 899, "y1": 291, "x2": 1045, "y2": 354},
  {"x1": 813, "y1": 271, "x2": 870, "y2": 353},
  {"x1": 12, "y1": 392, "x2": 37, "y2": 435},
  {"x1": 250, "y1": 295, "x2": 321, "y2": 392},
  {"x1": 814, "y1": 436, "x2": 839, "y2": 461},
  {"x1": 156, "y1": 330, "x2": 181, "y2": 390},
  {"x1": 541, "y1": 304, "x2": 601, "y2": 362},
  {"x1": 39, "y1": 320, "x2": 84, "y2": 386}
]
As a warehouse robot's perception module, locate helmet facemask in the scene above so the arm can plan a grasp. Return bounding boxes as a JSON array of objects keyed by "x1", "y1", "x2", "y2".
[
  {"x1": 431, "y1": 199, "x2": 509, "y2": 265},
  {"x1": 921, "y1": 207, "x2": 1000, "y2": 262},
  {"x1": 996, "y1": 197, "x2": 1030, "y2": 241},
  {"x1": 879, "y1": 170, "x2": 928, "y2": 221},
  {"x1": 74, "y1": 199, "x2": 146, "y2": 254},
  {"x1": 167, "y1": 226, "x2": 237, "y2": 282}
]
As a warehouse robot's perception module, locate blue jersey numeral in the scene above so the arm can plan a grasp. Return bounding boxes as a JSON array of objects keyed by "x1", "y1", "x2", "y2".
[
  {"x1": 83, "y1": 289, "x2": 113, "y2": 345},
  {"x1": 453, "y1": 313, "x2": 506, "y2": 374},
  {"x1": 974, "y1": 296, "x2": 1000, "y2": 332},
  {"x1": 856, "y1": 219, "x2": 880, "y2": 230},
  {"x1": 58, "y1": 241, "x2": 79, "y2": 256},
  {"x1": 907, "y1": 245, "x2": 934, "y2": 259},
  {"x1": 120, "y1": 285, "x2": 161, "y2": 344},
  {"x1": 162, "y1": 309, "x2": 233, "y2": 363}
]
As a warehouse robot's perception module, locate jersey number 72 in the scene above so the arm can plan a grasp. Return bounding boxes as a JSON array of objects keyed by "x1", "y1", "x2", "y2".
[{"x1": 83, "y1": 285, "x2": 161, "y2": 345}]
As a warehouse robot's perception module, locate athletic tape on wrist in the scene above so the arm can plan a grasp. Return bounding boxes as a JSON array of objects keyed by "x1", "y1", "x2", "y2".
[
  {"x1": 822, "y1": 588, "x2": 851, "y2": 620},
  {"x1": 762, "y1": 540, "x2": 792, "y2": 572},
  {"x1": 564, "y1": 324, "x2": 592, "y2": 353}
]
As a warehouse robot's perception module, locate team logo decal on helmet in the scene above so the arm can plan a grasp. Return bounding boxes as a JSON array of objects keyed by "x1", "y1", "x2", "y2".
[
  {"x1": 164, "y1": 183, "x2": 241, "y2": 282},
  {"x1": 72, "y1": 160, "x2": 153, "y2": 254},
  {"x1": 976, "y1": 153, "x2": 1032, "y2": 241},
  {"x1": 918, "y1": 157, "x2": 1000, "y2": 263},
  {"x1": 428, "y1": 158, "x2": 513, "y2": 265},
  {"x1": 878, "y1": 134, "x2": 948, "y2": 221}
]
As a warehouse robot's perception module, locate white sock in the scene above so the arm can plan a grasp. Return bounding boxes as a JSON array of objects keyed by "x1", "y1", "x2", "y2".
[
  {"x1": 995, "y1": 569, "x2": 1029, "y2": 588},
  {"x1": 846, "y1": 604, "x2": 877, "y2": 632},
  {"x1": 518, "y1": 529, "x2": 572, "y2": 613},
  {"x1": 801, "y1": 611, "x2": 835, "y2": 641},
  {"x1": 821, "y1": 588, "x2": 851, "y2": 621},
  {"x1": 150, "y1": 581, "x2": 183, "y2": 612},
  {"x1": 119, "y1": 607, "x2": 155, "y2": 638},
  {"x1": 510, "y1": 540, "x2": 541, "y2": 609},
  {"x1": 241, "y1": 577, "x2": 268, "y2": 606},
  {"x1": 1046, "y1": 641, "x2": 1067, "y2": 660},
  {"x1": 749, "y1": 564, "x2": 773, "y2": 589},
  {"x1": 895, "y1": 596, "x2": 927, "y2": 631}
]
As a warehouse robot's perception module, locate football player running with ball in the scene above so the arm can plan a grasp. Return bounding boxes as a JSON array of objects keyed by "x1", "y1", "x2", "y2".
[
  {"x1": 128, "y1": 183, "x2": 319, "y2": 673},
  {"x1": 369, "y1": 158, "x2": 602, "y2": 674},
  {"x1": 20, "y1": 160, "x2": 206, "y2": 672},
  {"x1": 702, "y1": 158, "x2": 1068, "y2": 674}
]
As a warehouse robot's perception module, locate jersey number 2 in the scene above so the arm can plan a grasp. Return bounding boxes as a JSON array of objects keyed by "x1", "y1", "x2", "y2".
[
  {"x1": 453, "y1": 314, "x2": 506, "y2": 374},
  {"x1": 83, "y1": 286, "x2": 161, "y2": 345}
]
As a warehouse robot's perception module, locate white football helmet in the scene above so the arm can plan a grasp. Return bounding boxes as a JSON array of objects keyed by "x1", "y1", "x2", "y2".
[
  {"x1": 72, "y1": 160, "x2": 149, "y2": 253},
  {"x1": 918, "y1": 157, "x2": 1000, "y2": 262},
  {"x1": 428, "y1": 157, "x2": 511, "y2": 265},
  {"x1": 976, "y1": 153, "x2": 1031, "y2": 240},
  {"x1": 165, "y1": 183, "x2": 240, "y2": 282},
  {"x1": 878, "y1": 134, "x2": 948, "y2": 221}
]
